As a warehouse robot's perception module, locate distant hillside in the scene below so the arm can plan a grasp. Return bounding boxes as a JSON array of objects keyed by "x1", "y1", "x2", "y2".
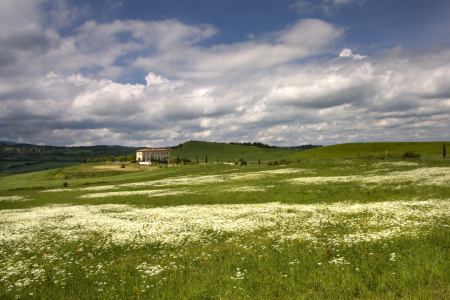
[
  {"x1": 286, "y1": 142, "x2": 449, "y2": 159},
  {"x1": 171, "y1": 141, "x2": 297, "y2": 162},
  {"x1": 0, "y1": 141, "x2": 20, "y2": 145}
]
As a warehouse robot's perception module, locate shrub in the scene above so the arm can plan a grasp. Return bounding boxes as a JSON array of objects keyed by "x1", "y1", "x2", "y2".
[
  {"x1": 278, "y1": 158, "x2": 291, "y2": 165},
  {"x1": 403, "y1": 152, "x2": 421, "y2": 159},
  {"x1": 240, "y1": 158, "x2": 247, "y2": 166},
  {"x1": 63, "y1": 182, "x2": 68, "y2": 187},
  {"x1": 120, "y1": 164, "x2": 125, "y2": 168}
]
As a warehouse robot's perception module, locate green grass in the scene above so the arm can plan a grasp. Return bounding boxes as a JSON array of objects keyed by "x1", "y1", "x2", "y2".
[
  {"x1": 286, "y1": 141, "x2": 449, "y2": 159},
  {"x1": 0, "y1": 161, "x2": 82, "y2": 175},
  {"x1": 1, "y1": 145, "x2": 450, "y2": 299},
  {"x1": 171, "y1": 141, "x2": 297, "y2": 162}
]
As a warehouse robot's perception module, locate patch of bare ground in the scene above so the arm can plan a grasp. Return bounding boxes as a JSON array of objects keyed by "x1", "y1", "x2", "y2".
[{"x1": 91, "y1": 165, "x2": 142, "y2": 171}]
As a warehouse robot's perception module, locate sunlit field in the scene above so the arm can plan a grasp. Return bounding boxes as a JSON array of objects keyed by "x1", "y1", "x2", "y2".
[{"x1": 1, "y1": 157, "x2": 450, "y2": 299}]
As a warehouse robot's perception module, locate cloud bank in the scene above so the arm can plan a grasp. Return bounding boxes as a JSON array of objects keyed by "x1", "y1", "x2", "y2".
[{"x1": 1, "y1": 0, "x2": 449, "y2": 146}]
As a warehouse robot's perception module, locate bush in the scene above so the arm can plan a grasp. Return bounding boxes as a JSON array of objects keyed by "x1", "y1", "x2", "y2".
[
  {"x1": 278, "y1": 158, "x2": 291, "y2": 165},
  {"x1": 240, "y1": 158, "x2": 247, "y2": 166},
  {"x1": 403, "y1": 152, "x2": 421, "y2": 159},
  {"x1": 63, "y1": 182, "x2": 68, "y2": 187},
  {"x1": 120, "y1": 165, "x2": 125, "y2": 168}
]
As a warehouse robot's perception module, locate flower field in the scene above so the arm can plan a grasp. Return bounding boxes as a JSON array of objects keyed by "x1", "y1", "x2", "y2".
[{"x1": 1, "y1": 158, "x2": 450, "y2": 299}]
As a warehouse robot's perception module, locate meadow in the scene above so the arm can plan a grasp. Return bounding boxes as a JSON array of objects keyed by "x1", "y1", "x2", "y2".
[
  {"x1": 0, "y1": 161, "x2": 82, "y2": 175},
  {"x1": 0, "y1": 148, "x2": 450, "y2": 299},
  {"x1": 287, "y1": 141, "x2": 448, "y2": 159},
  {"x1": 170, "y1": 141, "x2": 297, "y2": 163}
]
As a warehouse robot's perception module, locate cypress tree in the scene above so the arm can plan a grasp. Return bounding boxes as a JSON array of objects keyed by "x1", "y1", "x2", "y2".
[
  {"x1": 196, "y1": 156, "x2": 198, "y2": 164},
  {"x1": 444, "y1": 144, "x2": 447, "y2": 158},
  {"x1": 206, "y1": 155, "x2": 208, "y2": 163},
  {"x1": 258, "y1": 158, "x2": 260, "y2": 165}
]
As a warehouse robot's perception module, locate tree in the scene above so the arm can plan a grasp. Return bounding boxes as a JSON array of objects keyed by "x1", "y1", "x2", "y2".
[
  {"x1": 87, "y1": 158, "x2": 92, "y2": 163},
  {"x1": 126, "y1": 155, "x2": 133, "y2": 162},
  {"x1": 118, "y1": 156, "x2": 125, "y2": 162},
  {"x1": 444, "y1": 144, "x2": 447, "y2": 158},
  {"x1": 101, "y1": 157, "x2": 106, "y2": 162},
  {"x1": 196, "y1": 156, "x2": 198, "y2": 164},
  {"x1": 83, "y1": 157, "x2": 86, "y2": 164},
  {"x1": 108, "y1": 155, "x2": 115, "y2": 162},
  {"x1": 93, "y1": 158, "x2": 98, "y2": 162},
  {"x1": 258, "y1": 158, "x2": 260, "y2": 165},
  {"x1": 205, "y1": 155, "x2": 208, "y2": 163}
]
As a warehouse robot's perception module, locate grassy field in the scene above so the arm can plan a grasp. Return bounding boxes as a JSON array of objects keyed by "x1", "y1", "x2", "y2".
[
  {"x1": 286, "y1": 141, "x2": 449, "y2": 159},
  {"x1": 1, "y1": 147, "x2": 450, "y2": 299},
  {"x1": 171, "y1": 141, "x2": 297, "y2": 163},
  {"x1": 0, "y1": 161, "x2": 83, "y2": 175}
]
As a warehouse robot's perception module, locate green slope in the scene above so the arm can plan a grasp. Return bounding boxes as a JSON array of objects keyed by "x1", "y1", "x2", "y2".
[
  {"x1": 171, "y1": 141, "x2": 297, "y2": 162},
  {"x1": 0, "y1": 161, "x2": 82, "y2": 175},
  {"x1": 286, "y1": 142, "x2": 449, "y2": 159}
]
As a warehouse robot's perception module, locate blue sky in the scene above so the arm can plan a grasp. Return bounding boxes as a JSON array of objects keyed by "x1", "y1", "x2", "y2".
[{"x1": 1, "y1": 0, "x2": 450, "y2": 146}]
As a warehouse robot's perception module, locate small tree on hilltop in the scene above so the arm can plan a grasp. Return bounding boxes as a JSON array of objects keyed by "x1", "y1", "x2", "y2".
[
  {"x1": 205, "y1": 155, "x2": 208, "y2": 163},
  {"x1": 444, "y1": 144, "x2": 447, "y2": 158}
]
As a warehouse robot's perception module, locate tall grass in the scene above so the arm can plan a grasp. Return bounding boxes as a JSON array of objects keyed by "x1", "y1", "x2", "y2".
[{"x1": 1, "y1": 155, "x2": 450, "y2": 298}]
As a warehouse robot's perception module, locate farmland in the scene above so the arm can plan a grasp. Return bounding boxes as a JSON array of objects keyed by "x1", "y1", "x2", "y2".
[
  {"x1": 287, "y1": 141, "x2": 447, "y2": 159},
  {"x1": 0, "y1": 143, "x2": 450, "y2": 299},
  {"x1": 170, "y1": 141, "x2": 298, "y2": 163}
]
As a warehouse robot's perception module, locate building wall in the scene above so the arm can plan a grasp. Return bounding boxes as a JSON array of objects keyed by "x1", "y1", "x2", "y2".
[{"x1": 136, "y1": 150, "x2": 170, "y2": 162}]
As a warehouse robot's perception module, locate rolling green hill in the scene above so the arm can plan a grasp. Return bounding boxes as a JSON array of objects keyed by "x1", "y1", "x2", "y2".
[
  {"x1": 170, "y1": 141, "x2": 297, "y2": 162},
  {"x1": 0, "y1": 161, "x2": 82, "y2": 175},
  {"x1": 286, "y1": 142, "x2": 449, "y2": 159}
]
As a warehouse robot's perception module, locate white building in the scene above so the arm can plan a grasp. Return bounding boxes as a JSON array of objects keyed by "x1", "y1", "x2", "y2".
[{"x1": 136, "y1": 148, "x2": 171, "y2": 162}]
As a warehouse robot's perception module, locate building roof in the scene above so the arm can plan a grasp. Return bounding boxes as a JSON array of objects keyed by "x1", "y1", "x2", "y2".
[{"x1": 137, "y1": 148, "x2": 171, "y2": 152}]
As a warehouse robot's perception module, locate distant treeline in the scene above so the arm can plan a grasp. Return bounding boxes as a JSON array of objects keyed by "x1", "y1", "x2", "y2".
[
  {"x1": 277, "y1": 145, "x2": 323, "y2": 151},
  {"x1": 0, "y1": 144, "x2": 139, "y2": 162},
  {"x1": 171, "y1": 140, "x2": 322, "y2": 150}
]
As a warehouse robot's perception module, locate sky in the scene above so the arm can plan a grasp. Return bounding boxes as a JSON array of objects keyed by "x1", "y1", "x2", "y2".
[{"x1": 1, "y1": 0, "x2": 450, "y2": 146}]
